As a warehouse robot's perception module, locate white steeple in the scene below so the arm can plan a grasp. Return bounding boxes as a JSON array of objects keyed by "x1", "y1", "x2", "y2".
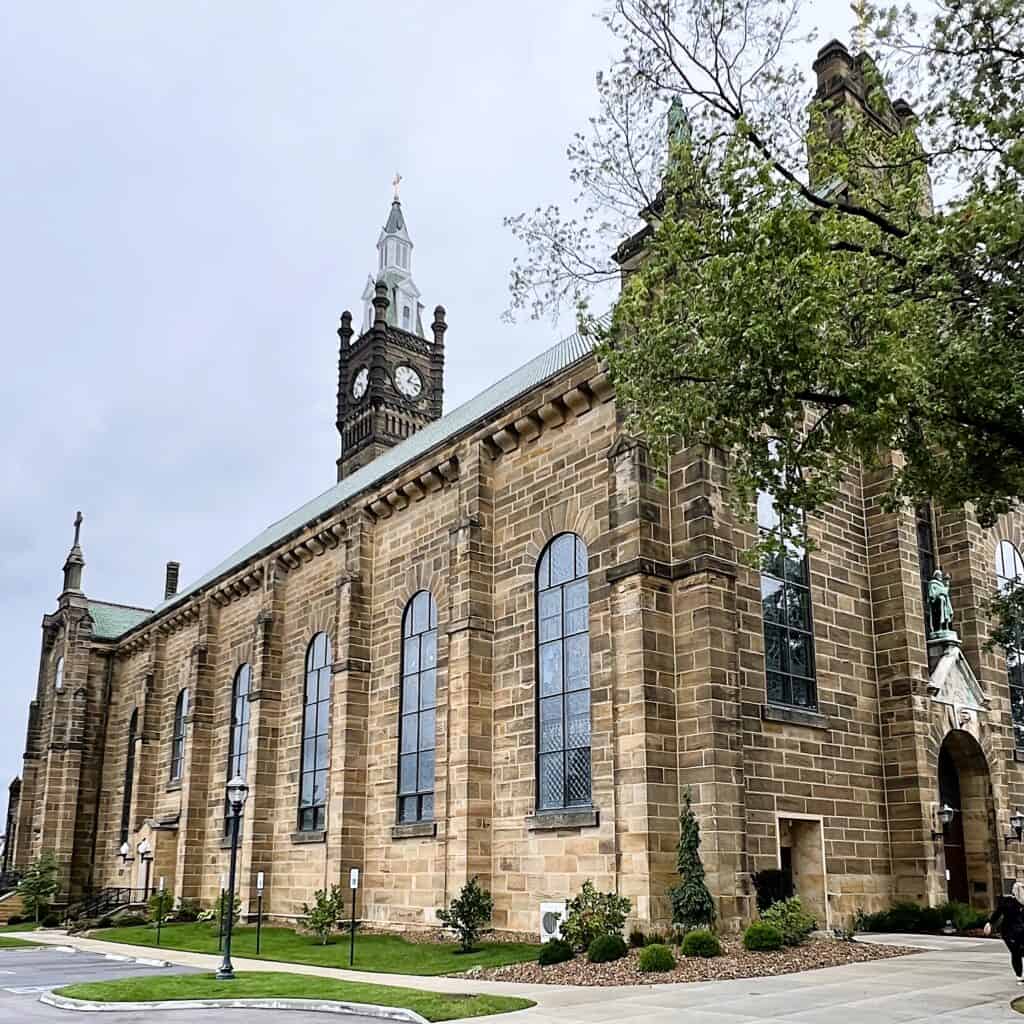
[{"x1": 361, "y1": 175, "x2": 425, "y2": 335}]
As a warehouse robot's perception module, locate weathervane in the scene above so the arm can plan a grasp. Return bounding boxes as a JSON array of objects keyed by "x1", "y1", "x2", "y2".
[{"x1": 392, "y1": 172, "x2": 402, "y2": 201}]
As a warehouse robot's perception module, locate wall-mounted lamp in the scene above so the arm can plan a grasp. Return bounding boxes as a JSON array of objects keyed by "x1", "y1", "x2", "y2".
[
  {"x1": 118, "y1": 841, "x2": 130, "y2": 864},
  {"x1": 1005, "y1": 810, "x2": 1024, "y2": 848},
  {"x1": 931, "y1": 804, "x2": 956, "y2": 840}
]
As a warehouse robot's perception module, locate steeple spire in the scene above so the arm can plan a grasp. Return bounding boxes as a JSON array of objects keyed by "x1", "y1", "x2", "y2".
[
  {"x1": 62, "y1": 510, "x2": 85, "y2": 594},
  {"x1": 361, "y1": 182, "x2": 424, "y2": 336}
]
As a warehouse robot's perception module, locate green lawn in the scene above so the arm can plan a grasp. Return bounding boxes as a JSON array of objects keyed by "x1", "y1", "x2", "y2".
[
  {"x1": 55, "y1": 971, "x2": 534, "y2": 1021},
  {"x1": 0, "y1": 935, "x2": 41, "y2": 948},
  {"x1": 0, "y1": 923, "x2": 37, "y2": 933},
  {"x1": 91, "y1": 923, "x2": 540, "y2": 976}
]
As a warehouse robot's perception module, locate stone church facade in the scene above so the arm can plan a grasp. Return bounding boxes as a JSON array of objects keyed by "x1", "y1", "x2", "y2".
[{"x1": 8, "y1": 42, "x2": 1024, "y2": 935}]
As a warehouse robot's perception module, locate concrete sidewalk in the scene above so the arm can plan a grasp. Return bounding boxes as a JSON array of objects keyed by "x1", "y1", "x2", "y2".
[{"x1": 22, "y1": 930, "x2": 1024, "y2": 1023}]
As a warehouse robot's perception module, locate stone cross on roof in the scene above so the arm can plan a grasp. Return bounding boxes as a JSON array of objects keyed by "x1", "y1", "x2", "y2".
[
  {"x1": 73, "y1": 510, "x2": 83, "y2": 546},
  {"x1": 392, "y1": 172, "x2": 402, "y2": 200}
]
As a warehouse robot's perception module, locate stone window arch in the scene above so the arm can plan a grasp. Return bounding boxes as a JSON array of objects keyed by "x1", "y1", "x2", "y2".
[
  {"x1": 995, "y1": 540, "x2": 1024, "y2": 748},
  {"x1": 536, "y1": 532, "x2": 592, "y2": 811},
  {"x1": 398, "y1": 591, "x2": 437, "y2": 824},
  {"x1": 169, "y1": 688, "x2": 188, "y2": 782},
  {"x1": 298, "y1": 633, "x2": 331, "y2": 832}
]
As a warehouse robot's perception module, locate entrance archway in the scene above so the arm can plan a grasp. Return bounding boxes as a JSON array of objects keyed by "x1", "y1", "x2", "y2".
[{"x1": 937, "y1": 731, "x2": 998, "y2": 908}]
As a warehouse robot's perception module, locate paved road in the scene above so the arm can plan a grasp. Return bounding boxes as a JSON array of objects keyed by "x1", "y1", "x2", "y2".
[{"x1": 0, "y1": 944, "x2": 381, "y2": 1022}]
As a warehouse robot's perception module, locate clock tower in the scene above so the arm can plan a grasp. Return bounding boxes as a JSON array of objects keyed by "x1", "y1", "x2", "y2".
[{"x1": 335, "y1": 187, "x2": 446, "y2": 481}]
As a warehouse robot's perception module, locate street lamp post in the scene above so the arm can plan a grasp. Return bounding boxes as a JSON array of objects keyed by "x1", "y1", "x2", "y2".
[{"x1": 216, "y1": 775, "x2": 249, "y2": 982}]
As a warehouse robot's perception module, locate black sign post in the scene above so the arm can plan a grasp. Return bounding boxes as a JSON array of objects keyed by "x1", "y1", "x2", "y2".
[
  {"x1": 156, "y1": 877, "x2": 165, "y2": 947},
  {"x1": 256, "y1": 871, "x2": 264, "y2": 955},
  {"x1": 348, "y1": 867, "x2": 359, "y2": 967}
]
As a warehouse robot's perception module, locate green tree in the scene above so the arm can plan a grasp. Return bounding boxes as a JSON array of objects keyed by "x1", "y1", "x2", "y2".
[
  {"x1": 148, "y1": 889, "x2": 173, "y2": 922},
  {"x1": 436, "y1": 877, "x2": 494, "y2": 953},
  {"x1": 301, "y1": 885, "x2": 342, "y2": 945},
  {"x1": 17, "y1": 852, "x2": 59, "y2": 924},
  {"x1": 508, "y1": 0, "x2": 1024, "y2": 535},
  {"x1": 669, "y1": 789, "x2": 715, "y2": 931}
]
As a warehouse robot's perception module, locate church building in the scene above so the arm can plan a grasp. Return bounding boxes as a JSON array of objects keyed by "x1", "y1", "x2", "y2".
[{"x1": 7, "y1": 41, "x2": 1024, "y2": 935}]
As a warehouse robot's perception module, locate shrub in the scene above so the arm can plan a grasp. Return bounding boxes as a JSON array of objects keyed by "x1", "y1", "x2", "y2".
[
  {"x1": 587, "y1": 933, "x2": 627, "y2": 964},
  {"x1": 196, "y1": 908, "x2": 217, "y2": 924},
  {"x1": 148, "y1": 890, "x2": 173, "y2": 922},
  {"x1": 436, "y1": 876, "x2": 494, "y2": 953},
  {"x1": 538, "y1": 938, "x2": 574, "y2": 966},
  {"x1": 743, "y1": 921, "x2": 784, "y2": 951},
  {"x1": 208, "y1": 894, "x2": 241, "y2": 929},
  {"x1": 96, "y1": 915, "x2": 113, "y2": 929},
  {"x1": 174, "y1": 898, "x2": 201, "y2": 923},
  {"x1": 759, "y1": 897, "x2": 815, "y2": 946},
  {"x1": 751, "y1": 869, "x2": 794, "y2": 912},
  {"x1": 857, "y1": 901, "x2": 949, "y2": 934},
  {"x1": 668, "y1": 789, "x2": 716, "y2": 932},
  {"x1": 17, "y1": 853, "x2": 59, "y2": 924},
  {"x1": 940, "y1": 900, "x2": 987, "y2": 933},
  {"x1": 638, "y1": 943, "x2": 676, "y2": 973},
  {"x1": 66, "y1": 917, "x2": 97, "y2": 935},
  {"x1": 681, "y1": 928, "x2": 721, "y2": 957},
  {"x1": 628, "y1": 928, "x2": 646, "y2": 948},
  {"x1": 644, "y1": 931, "x2": 669, "y2": 946},
  {"x1": 40, "y1": 912, "x2": 62, "y2": 928},
  {"x1": 560, "y1": 880, "x2": 631, "y2": 951},
  {"x1": 302, "y1": 885, "x2": 343, "y2": 945},
  {"x1": 5, "y1": 915, "x2": 22, "y2": 926}
]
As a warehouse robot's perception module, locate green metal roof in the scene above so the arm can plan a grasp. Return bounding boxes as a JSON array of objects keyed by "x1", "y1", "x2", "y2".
[{"x1": 87, "y1": 601, "x2": 152, "y2": 640}]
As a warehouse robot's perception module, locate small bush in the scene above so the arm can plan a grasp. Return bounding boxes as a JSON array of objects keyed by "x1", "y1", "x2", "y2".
[
  {"x1": 148, "y1": 890, "x2": 174, "y2": 921},
  {"x1": 743, "y1": 921, "x2": 784, "y2": 951},
  {"x1": 196, "y1": 908, "x2": 217, "y2": 924},
  {"x1": 96, "y1": 915, "x2": 113, "y2": 929},
  {"x1": 628, "y1": 928, "x2": 646, "y2": 948},
  {"x1": 638, "y1": 943, "x2": 676, "y2": 973},
  {"x1": 40, "y1": 912, "x2": 62, "y2": 928},
  {"x1": 587, "y1": 933, "x2": 628, "y2": 963},
  {"x1": 538, "y1": 938, "x2": 574, "y2": 966},
  {"x1": 940, "y1": 900, "x2": 987, "y2": 933},
  {"x1": 302, "y1": 884, "x2": 343, "y2": 945},
  {"x1": 760, "y1": 897, "x2": 815, "y2": 946},
  {"x1": 857, "y1": 900, "x2": 952, "y2": 934},
  {"x1": 66, "y1": 917, "x2": 96, "y2": 935},
  {"x1": 5, "y1": 915, "x2": 22, "y2": 926},
  {"x1": 560, "y1": 880, "x2": 631, "y2": 951},
  {"x1": 436, "y1": 876, "x2": 494, "y2": 953},
  {"x1": 174, "y1": 898, "x2": 201, "y2": 923},
  {"x1": 644, "y1": 931, "x2": 668, "y2": 946},
  {"x1": 681, "y1": 928, "x2": 721, "y2": 957}
]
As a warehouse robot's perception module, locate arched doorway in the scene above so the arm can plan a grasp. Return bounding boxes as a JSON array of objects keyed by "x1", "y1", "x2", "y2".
[{"x1": 937, "y1": 731, "x2": 998, "y2": 907}]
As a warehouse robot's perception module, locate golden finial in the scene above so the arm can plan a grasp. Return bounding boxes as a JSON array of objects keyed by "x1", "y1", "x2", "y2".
[{"x1": 392, "y1": 172, "x2": 402, "y2": 201}]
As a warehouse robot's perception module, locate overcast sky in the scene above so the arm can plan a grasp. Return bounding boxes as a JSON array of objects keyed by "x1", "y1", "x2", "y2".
[{"x1": 1, "y1": 2, "x2": 863, "y2": 804}]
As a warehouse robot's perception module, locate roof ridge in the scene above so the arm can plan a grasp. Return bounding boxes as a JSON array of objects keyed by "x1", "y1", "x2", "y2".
[{"x1": 87, "y1": 599, "x2": 153, "y2": 613}]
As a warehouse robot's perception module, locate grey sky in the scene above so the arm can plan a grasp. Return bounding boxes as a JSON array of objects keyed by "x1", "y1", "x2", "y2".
[{"x1": 1, "y1": 2, "x2": 862, "y2": 796}]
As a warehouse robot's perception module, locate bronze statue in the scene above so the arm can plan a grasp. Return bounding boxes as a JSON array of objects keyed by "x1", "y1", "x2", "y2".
[{"x1": 928, "y1": 570, "x2": 954, "y2": 636}]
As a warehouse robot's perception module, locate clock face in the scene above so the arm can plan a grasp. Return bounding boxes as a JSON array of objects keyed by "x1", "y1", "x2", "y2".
[
  {"x1": 394, "y1": 365, "x2": 422, "y2": 398},
  {"x1": 352, "y1": 367, "x2": 369, "y2": 399}
]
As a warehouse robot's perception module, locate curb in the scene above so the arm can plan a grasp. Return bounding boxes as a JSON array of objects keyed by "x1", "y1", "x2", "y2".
[{"x1": 39, "y1": 992, "x2": 430, "y2": 1022}]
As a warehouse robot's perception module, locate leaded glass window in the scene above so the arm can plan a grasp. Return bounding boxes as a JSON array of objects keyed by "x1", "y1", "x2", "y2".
[
  {"x1": 916, "y1": 504, "x2": 937, "y2": 638},
  {"x1": 536, "y1": 533, "x2": 592, "y2": 811},
  {"x1": 169, "y1": 688, "x2": 188, "y2": 782},
  {"x1": 996, "y1": 540, "x2": 1024, "y2": 748},
  {"x1": 758, "y1": 489, "x2": 817, "y2": 710},
  {"x1": 54, "y1": 656, "x2": 64, "y2": 692},
  {"x1": 398, "y1": 592, "x2": 437, "y2": 824},
  {"x1": 120, "y1": 709, "x2": 138, "y2": 844},
  {"x1": 298, "y1": 633, "x2": 331, "y2": 832},
  {"x1": 224, "y1": 664, "x2": 251, "y2": 835}
]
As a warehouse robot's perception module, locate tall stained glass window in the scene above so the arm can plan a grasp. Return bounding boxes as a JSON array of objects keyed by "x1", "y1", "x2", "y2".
[
  {"x1": 536, "y1": 532, "x2": 591, "y2": 811},
  {"x1": 398, "y1": 592, "x2": 437, "y2": 824},
  {"x1": 225, "y1": 664, "x2": 251, "y2": 834},
  {"x1": 120, "y1": 709, "x2": 138, "y2": 844},
  {"x1": 298, "y1": 633, "x2": 331, "y2": 832},
  {"x1": 758, "y1": 489, "x2": 817, "y2": 710},
  {"x1": 996, "y1": 540, "x2": 1024, "y2": 748},
  {"x1": 169, "y1": 689, "x2": 188, "y2": 782}
]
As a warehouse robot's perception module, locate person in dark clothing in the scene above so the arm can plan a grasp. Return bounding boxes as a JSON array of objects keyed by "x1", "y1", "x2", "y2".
[{"x1": 986, "y1": 881, "x2": 1024, "y2": 983}]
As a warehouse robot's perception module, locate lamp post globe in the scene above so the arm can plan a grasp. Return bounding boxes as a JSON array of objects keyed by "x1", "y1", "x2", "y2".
[
  {"x1": 217, "y1": 776, "x2": 249, "y2": 981},
  {"x1": 1012, "y1": 810, "x2": 1024, "y2": 836}
]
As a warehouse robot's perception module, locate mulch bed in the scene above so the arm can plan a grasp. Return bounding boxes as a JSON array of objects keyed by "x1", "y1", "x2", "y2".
[{"x1": 461, "y1": 937, "x2": 917, "y2": 986}]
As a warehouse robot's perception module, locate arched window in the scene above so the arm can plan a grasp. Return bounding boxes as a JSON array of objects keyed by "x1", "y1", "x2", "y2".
[
  {"x1": 996, "y1": 540, "x2": 1024, "y2": 748},
  {"x1": 224, "y1": 665, "x2": 251, "y2": 834},
  {"x1": 54, "y1": 656, "x2": 64, "y2": 692},
  {"x1": 169, "y1": 689, "x2": 188, "y2": 782},
  {"x1": 299, "y1": 633, "x2": 332, "y2": 832},
  {"x1": 120, "y1": 708, "x2": 138, "y2": 844},
  {"x1": 398, "y1": 592, "x2": 437, "y2": 823},
  {"x1": 757, "y1": 488, "x2": 817, "y2": 709},
  {"x1": 536, "y1": 533, "x2": 591, "y2": 810}
]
